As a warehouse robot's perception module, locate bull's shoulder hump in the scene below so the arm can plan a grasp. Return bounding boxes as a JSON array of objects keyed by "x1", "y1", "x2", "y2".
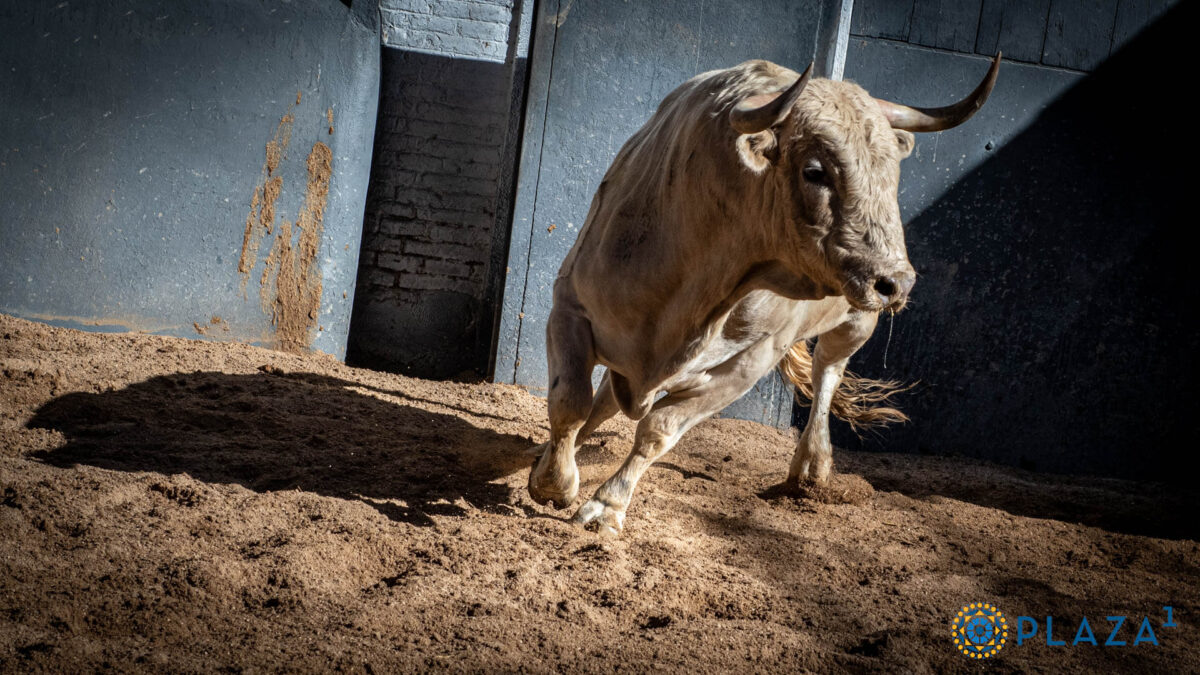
[{"x1": 729, "y1": 59, "x2": 797, "y2": 81}]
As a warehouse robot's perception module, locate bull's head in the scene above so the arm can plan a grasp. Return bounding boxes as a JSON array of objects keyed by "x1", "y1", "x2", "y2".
[{"x1": 730, "y1": 56, "x2": 1000, "y2": 312}]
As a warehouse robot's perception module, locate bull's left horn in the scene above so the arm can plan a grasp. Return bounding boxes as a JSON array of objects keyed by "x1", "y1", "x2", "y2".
[
  {"x1": 730, "y1": 62, "x2": 814, "y2": 135},
  {"x1": 875, "y1": 53, "x2": 1001, "y2": 132}
]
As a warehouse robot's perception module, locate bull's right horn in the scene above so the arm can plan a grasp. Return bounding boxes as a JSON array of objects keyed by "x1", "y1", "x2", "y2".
[
  {"x1": 875, "y1": 53, "x2": 1002, "y2": 132},
  {"x1": 730, "y1": 62, "x2": 814, "y2": 135}
]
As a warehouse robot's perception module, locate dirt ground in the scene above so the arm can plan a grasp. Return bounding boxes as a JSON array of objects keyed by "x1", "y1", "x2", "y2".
[{"x1": 1, "y1": 313, "x2": 1196, "y2": 673}]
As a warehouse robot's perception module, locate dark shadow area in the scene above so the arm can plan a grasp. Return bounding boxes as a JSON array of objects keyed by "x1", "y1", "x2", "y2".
[
  {"x1": 280, "y1": 371, "x2": 522, "y2": 424},
  {"x1": 27, "y1": 370, "x2": 534, "y2": 527},
  {"x1": 827, "y1": 2, "x2": 1198, "y2": 482},
  {"x1": 835, "y1": 451, "x2": 1200, "y2": 541},
  {"x1": 347, "y1": 46, "x2": 521, "y2": 381},
  {"x1": 654, "y1": 462, "x2": 718, "y2": 482}
]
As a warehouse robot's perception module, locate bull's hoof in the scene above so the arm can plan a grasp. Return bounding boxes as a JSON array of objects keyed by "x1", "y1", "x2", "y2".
[
  {"x1": 527, "y1": 469, "x2": 579, "y2": 511},
  {"x1": 787, "y1": 450, "x2": 833, "y2": 484},
  {"x1": 784, "y1": 473, "x2": 873, "y2": 505},
  {"x1": 571, "y1": 498, "x2": 624, "y2": 538},
  {"x1": 529, "y1": 490, "x2": 576, "y2": 510}
]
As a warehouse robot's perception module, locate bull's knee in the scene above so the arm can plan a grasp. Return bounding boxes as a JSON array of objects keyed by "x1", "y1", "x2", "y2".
[{"x1": 548, "y1": 377, "x2": 592, "y2": 432}]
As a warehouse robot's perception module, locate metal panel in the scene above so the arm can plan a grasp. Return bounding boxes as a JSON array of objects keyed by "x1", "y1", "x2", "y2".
[
  {"x1": 1042, "y1": 0, "x2": 1119, "y2": 70},
  {"x1": 976, "y1": 0, "x2": 1053, "y2": 63},
  {"x1": 850, "y1": 0, "x2": 915, "y2": 40},
  {"x1": 910, "y1": 0, "x2": 984, "y2": 53},
  {"x1": 1112, "y1": 0, "x2": 1177, "y2": 53},
  {"x1": 497, "y1": 0, "x2": 833, "y2": 428},
  {"x1": 0, "y1": 0, "x2": 380, "y2": 359}
]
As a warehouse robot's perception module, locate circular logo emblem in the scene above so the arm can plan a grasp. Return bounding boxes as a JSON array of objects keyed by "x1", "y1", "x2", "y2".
[{"x1": 952, "y1": 603, "x2": 1008, "y2": 659}]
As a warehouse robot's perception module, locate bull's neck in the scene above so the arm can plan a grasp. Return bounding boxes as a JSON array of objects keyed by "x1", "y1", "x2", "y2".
[
  {"x1": 675, "y1": 137, "x2": 791, "y2": 297},
  {"x1": 644, "y1": 138, "x2": 814, "y2": 341}
]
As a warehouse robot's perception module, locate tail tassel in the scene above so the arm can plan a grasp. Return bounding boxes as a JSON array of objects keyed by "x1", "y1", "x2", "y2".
[{"x1": 778, "y1": 341, "x2": 911, "y2": 431}]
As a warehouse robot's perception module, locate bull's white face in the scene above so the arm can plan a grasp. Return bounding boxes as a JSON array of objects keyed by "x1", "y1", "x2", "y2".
[
  {"x1": 739, "y1": 80, "x2": 919, "y2": 313},
  {"x1": 786, "y1": 110, "x2": 917, "y2": 313}
]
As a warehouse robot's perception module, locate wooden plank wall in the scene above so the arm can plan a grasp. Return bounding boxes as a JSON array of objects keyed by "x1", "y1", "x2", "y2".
[{"x1": 851, "y1": 0, "x2": 1176, "y2": 71}]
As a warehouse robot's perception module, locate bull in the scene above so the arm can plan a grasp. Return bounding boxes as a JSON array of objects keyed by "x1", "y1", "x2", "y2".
[{"x1": 528, "y1": 55, "x2": 1001, "y2": 535}]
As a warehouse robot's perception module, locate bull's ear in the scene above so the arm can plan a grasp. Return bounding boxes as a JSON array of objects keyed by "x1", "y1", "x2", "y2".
[
  {"x1": 895, "y1": 130, "x2": 915, "y2": 159},
  {"x1": 736, "y1": 130, "x2": 778, "y2": 172}
]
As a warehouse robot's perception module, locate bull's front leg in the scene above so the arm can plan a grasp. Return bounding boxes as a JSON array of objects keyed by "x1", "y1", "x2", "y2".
[
  {"x1": 788, "y1": 311, "x2": 878, "y2": 483},
  {"x1": 528, "y1": 292, "x2": 596, "y2": 509},
  {"x1": 570, "y1": 412, "x2": 682, "y2": 537},
  {"x1": 574, "y1": 336, "x2": 786, "y2": 536},
  {"x1": 525, "y1": 369, "x2": 620, "y2": 458}
]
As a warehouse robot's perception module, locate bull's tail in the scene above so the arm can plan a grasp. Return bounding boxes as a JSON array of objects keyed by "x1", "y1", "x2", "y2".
[{"x1": 778, "y1": 340, "x2": 911, "y2": 431}]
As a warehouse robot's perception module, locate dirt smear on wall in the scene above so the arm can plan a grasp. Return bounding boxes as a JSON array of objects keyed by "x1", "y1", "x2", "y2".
[
  {"x1": 260, "y1": 142, "x2": 332, "y2": 352},
  {"x1": 237, "y1": 109, "x2": 295, "y2": 296},
  {"x1": 237, "y1": 92, "x2": 335, "y2": 352}
]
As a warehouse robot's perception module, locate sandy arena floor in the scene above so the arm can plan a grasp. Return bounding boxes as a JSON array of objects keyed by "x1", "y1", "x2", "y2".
[{"x1": 1, "y1": 313, "x2": 1196, "y2": 672}]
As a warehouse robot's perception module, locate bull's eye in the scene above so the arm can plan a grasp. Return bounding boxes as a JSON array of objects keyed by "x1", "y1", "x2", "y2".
[{"x1": 802, "y1": 161, "x2": 826, "y2": 185}]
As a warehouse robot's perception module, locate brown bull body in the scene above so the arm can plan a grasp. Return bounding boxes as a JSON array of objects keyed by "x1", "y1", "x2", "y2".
[{"x1": 528, "y1": 57, "x2": 999, "y2": 535}]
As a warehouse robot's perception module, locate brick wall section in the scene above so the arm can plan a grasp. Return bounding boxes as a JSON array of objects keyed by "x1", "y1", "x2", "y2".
[
  {"x1": 362, "y1": 53, "x2": 510, "y2": 299},
  {"x1": 381, "y1": 0, "x2": 513, "y2": 61},
  {"x1": 348, "y1": 0, "x2": 523, "y2": 378}
]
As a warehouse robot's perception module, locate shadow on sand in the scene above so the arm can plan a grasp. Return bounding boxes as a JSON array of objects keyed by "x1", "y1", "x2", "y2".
[{"x1": 28, "y1": 370, "x2": 536, "y2": 527}]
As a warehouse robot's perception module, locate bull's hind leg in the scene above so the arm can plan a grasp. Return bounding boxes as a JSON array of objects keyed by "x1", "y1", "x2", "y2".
[
  {"x1": 789, "y1": 312, "x2": 877, "y2": 483},
  {"x1": 573, "y1": 338, "x2": 785, "y2": 536},
  {"x1": 528, "y1": 299, "x2": 596, "y2": 509},
  {"x1": 579, "y1": 370, "x2": 621, "y2": 440}
]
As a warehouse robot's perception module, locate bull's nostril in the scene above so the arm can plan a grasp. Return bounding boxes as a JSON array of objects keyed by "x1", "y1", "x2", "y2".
[{"x1": 874, "y1": 277, "x2": 898, "y2": 299}]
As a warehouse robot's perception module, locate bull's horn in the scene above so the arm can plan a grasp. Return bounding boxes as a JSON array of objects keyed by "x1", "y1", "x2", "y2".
[
  {"x1": 730, "y1": 62, "x2": 814, "y2": 135},
  {"x1": 875, "y1": 53, "x2": 1002, "y2": 132}
]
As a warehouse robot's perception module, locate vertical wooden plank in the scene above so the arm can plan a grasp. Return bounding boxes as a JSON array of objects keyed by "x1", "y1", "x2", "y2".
[
  {"x1": 1111, "y1": 0, "x2": 1177, "y2": 54},
  {"x1": 494, "y1": 0, "x2": 559, "y2": 384},
  {"x1": 483, "y1": 0, "x2": 537, "y2": 378},
  {"x1": 816, "y1": 0, "x2": 855, "y2": 79},
  {"x1": 976, "y1": 0, "x2": 1051, "y2": 63},
  {"x1": 850, "y1": 0, "x2": 915, "y2": 40},
  {"x1": 910, "y1": 0, "x2": 984, "y2": 53},
  {"x1": 1042, "y1": 0, "x2": 1119, "y2": 70}
]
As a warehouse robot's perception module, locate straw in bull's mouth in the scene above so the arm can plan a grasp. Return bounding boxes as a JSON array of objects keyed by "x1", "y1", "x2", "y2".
[{"x1": 882, "y1": 309, "x2": 895, "y2": 370}]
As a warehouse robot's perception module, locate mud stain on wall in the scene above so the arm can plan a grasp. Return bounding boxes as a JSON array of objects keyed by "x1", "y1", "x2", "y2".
[
  {"x1": 237, "y1": 109, "x2": 295, "y2": 295},
  {"x1": 15, "y1": 311, "x2": 178, "y2": 335},
  {"x1": 260, "y1": 141, "x2": 333, "y2": 352}
]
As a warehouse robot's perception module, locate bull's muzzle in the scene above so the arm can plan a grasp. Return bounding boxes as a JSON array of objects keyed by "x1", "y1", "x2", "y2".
[{"x1": 872, "y1": 269, "x2": 916, "y2": 311}]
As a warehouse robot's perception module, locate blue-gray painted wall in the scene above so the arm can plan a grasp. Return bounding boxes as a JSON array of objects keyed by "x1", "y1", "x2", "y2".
[{"x1": 0, "y1": 0, "x2": 380, "y2": 357}]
